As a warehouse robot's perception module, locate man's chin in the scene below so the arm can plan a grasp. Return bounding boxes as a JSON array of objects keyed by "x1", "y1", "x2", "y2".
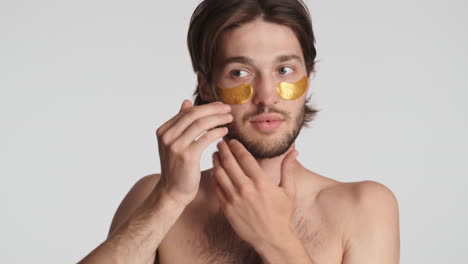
[
  {"x1": 225, "y1": 132, "x2": 295, "y2": 159},
  {"x1": 225, "y1": 114, "x2": 304, "y2": 159}
]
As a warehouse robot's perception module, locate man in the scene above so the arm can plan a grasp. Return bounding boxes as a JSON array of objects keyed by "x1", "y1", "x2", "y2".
[{"x1": 79, "y1": 0, "x2": 400, "y2": 263}]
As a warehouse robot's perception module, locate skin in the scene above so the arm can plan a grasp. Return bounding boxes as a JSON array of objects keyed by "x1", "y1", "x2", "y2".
[{"x1": 78, "y1": 18, "x2": 400, "y2": 264}]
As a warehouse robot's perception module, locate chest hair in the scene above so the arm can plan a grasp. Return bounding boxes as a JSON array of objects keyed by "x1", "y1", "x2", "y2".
[{"x1": 186, "y1": 210, "x2": 321, "y2": 264}]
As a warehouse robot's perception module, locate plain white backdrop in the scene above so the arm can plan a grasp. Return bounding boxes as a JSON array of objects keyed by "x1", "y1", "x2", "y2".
[{"x1": 1, "y1": 0, "x2": 467, "y2": 263}]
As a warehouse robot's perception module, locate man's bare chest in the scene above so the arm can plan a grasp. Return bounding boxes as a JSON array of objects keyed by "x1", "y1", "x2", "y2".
[{"x1": 158, "y1": 207, "x2": 344, "y2": 264}]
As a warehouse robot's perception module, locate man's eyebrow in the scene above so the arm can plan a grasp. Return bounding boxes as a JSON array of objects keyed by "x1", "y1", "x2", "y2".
[
  {"x1": 221, "y1": 56, "x2": 254, "y2": 67},
  {"x1": 220, "y1": 54, "x2": 303, "y2": 67},
  {"x1": 276, "y1": 54, "x2": 302, "y2": 63}
]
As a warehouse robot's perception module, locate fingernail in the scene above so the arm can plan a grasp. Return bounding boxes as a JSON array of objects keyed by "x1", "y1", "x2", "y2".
[{"x1": 223, "y1": 104, "x2": 231, "y2": 111}]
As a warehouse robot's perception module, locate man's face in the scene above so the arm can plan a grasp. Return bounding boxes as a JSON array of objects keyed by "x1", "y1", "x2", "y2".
[{"x1": 210, "y1": 18, "x2": 309, "y2": 159}]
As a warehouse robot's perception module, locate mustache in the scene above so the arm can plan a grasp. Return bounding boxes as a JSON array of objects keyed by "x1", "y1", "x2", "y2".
[{"x1": 242, "y1": 106, "x2": 291, "y2": 123}]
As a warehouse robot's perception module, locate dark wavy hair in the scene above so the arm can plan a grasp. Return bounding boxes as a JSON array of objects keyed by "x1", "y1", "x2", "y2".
[{"x1": 187, "y1": 0, "x2": 320, "y2": 127}]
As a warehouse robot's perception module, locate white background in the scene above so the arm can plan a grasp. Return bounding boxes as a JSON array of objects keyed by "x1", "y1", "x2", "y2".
[{"x1": 1, "y1": 0, "x2": 467, "y2": 263}]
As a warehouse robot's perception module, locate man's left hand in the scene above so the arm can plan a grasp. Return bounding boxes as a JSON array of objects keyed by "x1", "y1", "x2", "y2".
[{"x1": 212, "y1": 139, "x2": 299, "y2": 249}]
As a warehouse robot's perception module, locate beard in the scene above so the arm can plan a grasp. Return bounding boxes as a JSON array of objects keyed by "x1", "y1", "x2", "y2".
[{"x1": 224, "y1": 104, "x2": 305, "y2": 159}]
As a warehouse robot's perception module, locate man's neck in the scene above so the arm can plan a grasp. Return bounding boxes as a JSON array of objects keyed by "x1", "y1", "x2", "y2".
[{"x1": 256, "y1": 143, "x2": 296, "y2": 186}]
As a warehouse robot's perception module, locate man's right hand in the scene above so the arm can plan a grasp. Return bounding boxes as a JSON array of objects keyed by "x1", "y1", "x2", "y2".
[
  {"x1": 79, "y1": 100, "x2": 232, "y2": 264},
  {"x1": 154, "y1": 99, "x2": 232, "y2": 206}
]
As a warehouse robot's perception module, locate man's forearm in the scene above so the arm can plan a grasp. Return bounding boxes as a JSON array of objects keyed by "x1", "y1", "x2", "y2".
[{"x1": 78, "y1": 184, "x2": 186, "y2": 264}]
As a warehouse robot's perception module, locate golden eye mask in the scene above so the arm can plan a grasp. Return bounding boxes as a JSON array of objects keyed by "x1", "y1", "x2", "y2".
[
  {"x1": 277, "y1": 75, "x2": 308, "y2": 100},
  {"x1": 215, "y1": 83, "x2": 253, "y2": 104},
  {"x1": 215, "y1": 75, "x2": 308, "y2": 104}
]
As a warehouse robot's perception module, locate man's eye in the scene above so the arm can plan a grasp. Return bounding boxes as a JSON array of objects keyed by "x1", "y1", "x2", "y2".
[
  {"x1": 231, "y1": 69, "x2": 249, "y2": 78},
  {"x1": 279, "y1": 66, "x2": 294, "y2": 75}
]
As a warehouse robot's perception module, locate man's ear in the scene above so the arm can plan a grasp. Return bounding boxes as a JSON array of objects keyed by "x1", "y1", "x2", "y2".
[{"x1": 197, "y1": 72, "x2": 216, "y2": 102}]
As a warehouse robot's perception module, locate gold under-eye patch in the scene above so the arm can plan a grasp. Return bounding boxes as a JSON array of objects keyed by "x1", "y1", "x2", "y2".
[
  {"x1": 215, "y1": 75, "x2": 308, "y2": 104},
  {"x1": 215, "y1": 83, "x2": 253, "y2": 104},
  {"x1": 277, "y1": 75, "x2": 308, "y2": 100}
]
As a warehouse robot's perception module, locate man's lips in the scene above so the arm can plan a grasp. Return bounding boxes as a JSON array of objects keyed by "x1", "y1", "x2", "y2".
[
  {"x1": 249, "y1": 114, "x2": 285, "y2": 133},
  {"x1": 249, "y1": 113, "x2": 285, "y2": 123}
]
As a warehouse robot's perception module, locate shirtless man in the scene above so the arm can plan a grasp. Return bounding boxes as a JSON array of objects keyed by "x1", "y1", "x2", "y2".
[{"x1": 78, "y1": 0, "x2": 400, "y2": 263}]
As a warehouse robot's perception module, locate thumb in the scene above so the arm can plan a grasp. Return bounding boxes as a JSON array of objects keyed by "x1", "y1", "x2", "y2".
[
  {"x1": 179, "y1": 99, "x2": 193, "y2": 112},
  {"x1": 280, "y1": 149, "x2": 299, "y2": 196}
]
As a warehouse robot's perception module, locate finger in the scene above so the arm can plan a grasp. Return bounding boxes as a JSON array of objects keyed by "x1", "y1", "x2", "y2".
[
  {"x1": 180, "y1": 99, "x2": 192, "y2": 111},
  {"x1": 227, "y1": 139, "x2": 262, "y2": 182},
  {"x1": 213, "y1": 175, "x2": 228, "y2": 206},
  {"x1": 213, "y1": 152, "x2": 237, "y2": 202},
  {"x1": 217, "y1": 141, "x2": 251, "y2": 190},
  {"x1": 190, "y1": 127, "x2": 228, "y2": 155},
  {"x1": 163, "y1": 102, "x2": 231, "y2": 144},
  {"x1": 156, "y1": 99, "x2": 193, "y2": 136},
  {"x1": 177, "y1": 113, "x2": 232, "y2": 147},
  {"x1": 280, "y1": 150, "x2": 298, "y2": 196}
]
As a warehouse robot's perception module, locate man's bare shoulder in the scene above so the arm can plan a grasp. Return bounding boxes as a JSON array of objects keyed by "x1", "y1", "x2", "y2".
[
  {"x1": 314, "y1": 178, "x2": 399, "y2": 222},
  {"x1": 314, "y1": 178, "x2": 400, "y2": 262},
  {"x1": 121, "y1": 173, "x2": 161, "y2": 205},
  {"x1": 316, "y1": 179, "x2": 398, "y2": 208},
  {"x1": 108, "y1": 173, "x2": 161, "y2": 237}
]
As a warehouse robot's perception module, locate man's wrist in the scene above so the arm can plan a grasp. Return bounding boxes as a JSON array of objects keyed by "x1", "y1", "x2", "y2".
[{"x1": 146, "y1": 182, "x2": 190, "y2": 211}]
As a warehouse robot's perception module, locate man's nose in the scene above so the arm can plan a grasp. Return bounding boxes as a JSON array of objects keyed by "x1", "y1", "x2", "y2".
[{"x1": 251, "y1": 75, "x2": 280, "y2": 106}]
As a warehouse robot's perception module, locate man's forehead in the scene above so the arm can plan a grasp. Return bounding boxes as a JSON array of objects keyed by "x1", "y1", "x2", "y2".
[{"x1": 215, "y1": 20, "x2": 304, "y2": 67}]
